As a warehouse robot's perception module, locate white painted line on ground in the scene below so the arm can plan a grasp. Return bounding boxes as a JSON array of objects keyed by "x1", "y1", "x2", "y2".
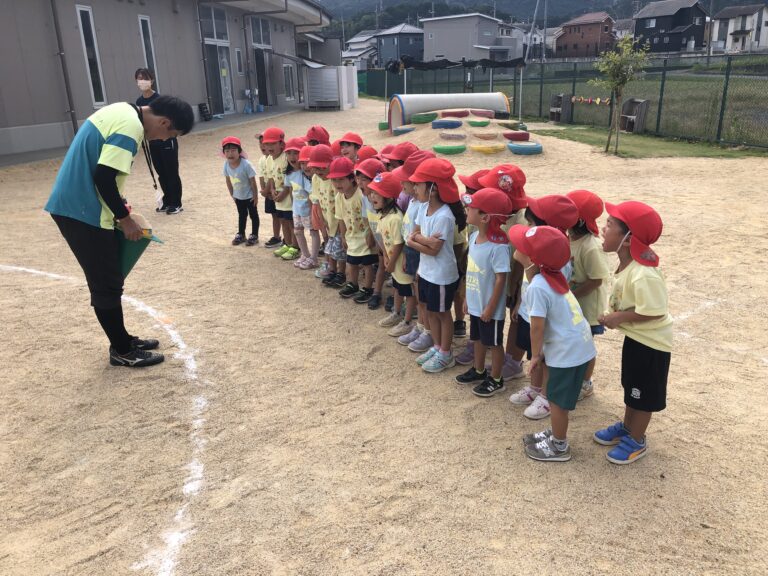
[{"x1": 1, "y1": 264, "x2": 207, "y2": 576}]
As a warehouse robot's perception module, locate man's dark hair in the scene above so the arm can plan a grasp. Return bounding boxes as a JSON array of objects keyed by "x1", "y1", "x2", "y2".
[
  {"x1": 149, "y1": 95, "x2": 195, "y2": 135},
  {"x1": 135, "y1": 67, "x2": 154, "y2": 81}
]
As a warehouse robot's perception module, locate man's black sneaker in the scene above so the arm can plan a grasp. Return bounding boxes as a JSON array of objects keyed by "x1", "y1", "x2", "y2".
[
  {"x1": 384, "y1": 295, "x2": 395, "y2": 312},
  {"x1": 472, "y1": 376, "x2": 506, "y2": 397},
  {"x1": 339, "y1": 283, "x2": 359, "y2": 298},
  {"x1": 264, "y1": 236, "x2": 282, "y2": 248},
  {"x1": 353, "y1": 287, "x2": 374, "y2": 304},
  {"x1": 367, "y1": 293, "x2": 382, "y2": 310},
  {"x1": 131, "y1": 336, "x2": 159, "y2": 351},
  {"x1": 453, "y1": 320, "x2": 467, "y2": 338},
  {"x1": 109, "y1": 346, "x2": 165, "y2": 367},
  {"x1": 330, "y1": 273, "x2": 347, "y2": 288},
  {"x1": 455, "y1": 367, "x2": 488, "y2": 385},
  {"x1": 166, "y1": 206, "x2": 183, "y2": 215}
]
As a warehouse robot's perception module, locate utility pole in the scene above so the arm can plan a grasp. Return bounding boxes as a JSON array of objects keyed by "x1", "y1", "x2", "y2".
[
  {"x1": 707, "y1": 0, "x2": 715, "y2": 57},
  {"x1": 341, "y1": 11, "x2": 346, "y2": 45},
  {"x1": 493, "y1": 0, "x2": 496, "y2": 19},
  {"x1": 542, "y1": 0, "x2": 547, "y2": 62}
]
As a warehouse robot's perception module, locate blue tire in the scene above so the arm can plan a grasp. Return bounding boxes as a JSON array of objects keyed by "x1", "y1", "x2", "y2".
[
  {"x1": 507, "y1": 141, "x2": 543, "y2": 155},
  {"x1": 431, "y1": 119, "x2": 463, "y2": 129},
  {"x1": 393, "y1": 126, "x2": 415, "y2": 136}
]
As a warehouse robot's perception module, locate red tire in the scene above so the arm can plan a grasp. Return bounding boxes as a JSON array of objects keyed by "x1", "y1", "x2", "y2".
[
  {"x1": 441, "y1": 110, "x2": 469, "y2": 118},
  {"x1": 503, "y1": 131, "x2": 530, "y2": 141}
]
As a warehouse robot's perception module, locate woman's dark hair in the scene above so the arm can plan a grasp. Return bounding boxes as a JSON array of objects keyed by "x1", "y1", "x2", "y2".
[
  {"x1": 148, "y1": 95, "x2": 195, "y2": 135},
  {"x1": 135, "y1": 67, "x2": 154, "y2": 81},
  {"x1": 525, "y1": 207, "x2": 546, "y2": 227},
  {"x1": 571, "y1": 219, "x2": 591, "y2": 236},
  {"x1": 447, "y1": 200, "x2": 467, "y2": 232}
]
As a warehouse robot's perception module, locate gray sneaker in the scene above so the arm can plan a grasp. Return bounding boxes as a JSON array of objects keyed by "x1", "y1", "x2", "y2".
[
  {"x1": 388, "y1": 320, "x2": 413, "y2": 337},
  {"x1": 524, "y1": 436, "x2": 571, "y2": 462},
  {"x1": 378, "y1": 312, "x2": 401, "y2": 328},
  {"x1": 398, "y1": 325, "x2": 422, "y2": 346},
  {"x1": 522, "y1": 428, "x2": 552, "y2": 446},
  {"x1": 408, "y1": 331, "x2": 434, "y2": 353}
]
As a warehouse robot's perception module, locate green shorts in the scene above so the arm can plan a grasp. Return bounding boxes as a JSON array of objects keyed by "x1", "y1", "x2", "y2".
[{"x1": 546, "y1": 361, "x2": 590, "y2": 411}]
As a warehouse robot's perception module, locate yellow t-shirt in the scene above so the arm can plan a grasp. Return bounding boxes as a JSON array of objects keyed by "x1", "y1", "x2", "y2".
[
  {"x1": 267, "y1": 153, "x2": 292, "y2": 211},
  {"x1": 257, "y1": 155, "x2": 268, "y2": 182},
  {"x1": 609, "y1": 260, "x2": 673, "y2": 352},
  {"x1": 335, "y1": 188, "x2": 373, "y2": 257},
  {"x1": 379, "y1": 211, "x2": 412, "y2": 285},
  {"x1": 312, "y1": 174, "x2": 339, "y2": 236},
  {"x1": 570, "y1": 234, "x2": 611, "y2": 326}
]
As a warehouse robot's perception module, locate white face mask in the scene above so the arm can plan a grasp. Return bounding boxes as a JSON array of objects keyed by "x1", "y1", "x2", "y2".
[{"x1": 137, "y1": 79, "x2": 152, "y2": 91}]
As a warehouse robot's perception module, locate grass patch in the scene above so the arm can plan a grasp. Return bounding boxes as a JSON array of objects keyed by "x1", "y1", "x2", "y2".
[{"x1": 532, "y1": 125, "x2": 768, "y2": 159}]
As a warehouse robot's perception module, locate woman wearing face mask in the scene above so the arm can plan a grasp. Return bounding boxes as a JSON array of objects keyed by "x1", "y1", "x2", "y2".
[{"x1": 135, "y1": 68, "x2": 184, "y2": 214}]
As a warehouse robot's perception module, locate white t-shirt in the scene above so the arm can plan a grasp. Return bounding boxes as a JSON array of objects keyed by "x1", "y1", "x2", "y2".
[
  {"x1": 519, "y1": 260, "x2": 573, "y2": 322},
  {"x1": 415, "y1": 203, "x2": 458, "y2": 285},
  {"x1": 465, "y1": 231, "x2": 511, "y2": 321},
  {"x1": 525, "y1": 274, "x2": 596, "y2": 368}
]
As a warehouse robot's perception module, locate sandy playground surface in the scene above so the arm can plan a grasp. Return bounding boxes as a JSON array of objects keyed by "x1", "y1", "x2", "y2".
[{"x1": 1, "y1": 98, "x2": 767, "y2": 575}]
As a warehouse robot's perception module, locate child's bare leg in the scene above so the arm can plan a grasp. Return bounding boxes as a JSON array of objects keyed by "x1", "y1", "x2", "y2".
[
  {"x1": 437, "y1": 311, "x2": 454, "y2": 352},
  {"x1": 404, "y1": 296, "x2": 416, "y2": 322},
  {"x1": 271, "y1": 214, "x2": 281, "y2": 239},
  {"x1": 429, "y1": 311, "x2": 442, "y2": 349},
  {"x1": 531, "y1": 362, "x2": 545, "y2": 392},
  {"x1": 550, "y1": 402, "x2": 569, "y2": 441},
  {"x1": 361, "y1": 265, "x2": 374, "y2": 289},
  {"x1": 295, "y1": 226, "x2": 310, "y2": 258},
  {"x1": 327, "y1": 256, "x2": 337, "y2": 273},
  {"x1": 282, "y1": 220, "x2": 295, "y2": 247},
  {"x1": 624, "y1": 407, "x2": 652, "y2": 443},
  {"x1": 473, "y1": 341, "x2": 487, "y2": 372},
  {"x1": 373, "y1": 253, "x2": 385, "y2": 295},
  {"x1": 505, "y1": 315, "x2": 526, "y2": 362},
  {"x1": 394, "y1": 293, "x2": 404, "y2": 315},
  {"x1": 453, "y1": 284, "x2": 465, "y2": 323},
  {"x1": 309, "y1": 229, "x2": 320, "y2": 260},
  {"x1": 489, "y1": 345, "x2": 505, "y2": 380},
  {"x1": 585, "y1": 356, "x2": 596, "y2": 381},
  {"x1": 337, "y1": 259, "x2": 346, "y2": 276}
]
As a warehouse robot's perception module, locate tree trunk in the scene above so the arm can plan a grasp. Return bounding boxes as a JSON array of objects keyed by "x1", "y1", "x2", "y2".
[
  {"x1": 605, "y1": 105, "x2": 614, "y2": 153},
  {"x1": 614, "y1": 94, "x2": 622, "y2": 155}
]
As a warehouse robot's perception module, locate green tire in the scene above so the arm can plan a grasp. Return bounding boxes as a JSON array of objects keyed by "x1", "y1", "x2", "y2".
[
  {"x1": 378, "y1": 121, "x2": 389, "y2": 131},
  {"x1": 467, "y1": 119, "x2": 491, "y2": 127},
  {"x1": 433, "y1": 144, "x2": 467, "y2": 155},
  {"x1": 411, "y1": 112, "x2": 438, "y2": 124}
]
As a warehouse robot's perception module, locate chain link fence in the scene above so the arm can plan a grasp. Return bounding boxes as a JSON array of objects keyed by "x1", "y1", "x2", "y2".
[{"x1": 359, "y1": 54, "x2": 768, "y2": 148}]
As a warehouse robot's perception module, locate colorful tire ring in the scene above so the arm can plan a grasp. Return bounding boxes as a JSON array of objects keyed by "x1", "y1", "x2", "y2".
[
  {"x1": 469, "y1": 143, "x2": 507, "y2": 154},
  {"x1": 498, "y1": 121, "x2": 521, "y2": 130},
  {"x1": 467, "y1": 119, "x2": 491, "y2": 127},
  {"x1": 507, "y1": 141, "x2": 543, "y2": 155},
  {"x1": 412, "y1": 112, "x2": 438, "y2": 124},
  {"x1": 378, "y1": 121, "x2": 390, "y2": 131},
  {"x1": 433, "y1": 144, "x2": 467, "y2": 155},
  {"x1": 393, "y1": 125, "x2": 415, "y2": 136},
  {"x1": 431, "y1": 119, "x2": 463, "y2": 129},
  {"x1": 470, "y1": 109, "x2": 495, "y2": 118},
  {"x1": 440, "y1": 110, "x2": 470, "y2": 118},
  {"x1": 503, "y1": 131, "x2": 530, "y2": 141},
  {"x1": 439, "y1": 131, "x2": 467, "y2": 140},
  {"x1": 473, "y1": 132, "x2": 498, "y2": 140}
]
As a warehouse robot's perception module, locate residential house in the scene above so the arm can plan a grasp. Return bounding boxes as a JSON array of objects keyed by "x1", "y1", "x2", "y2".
[
  {"x1": 375, "y1": 24, "x2": 424, "y2": 66},
  {"x1": 421, "y1": 13, "x2": 523, "y2": 62},
  {"x1": 712, "y1": 3, "x2": 768, "y2": 52},
  {"x1": 633, "y1": 0, "x2": 708, "y2": 53},
  {"x1": 555, "y1": 11, "x2": 616, "y2": 58},
  {"x1": 342, "y1": 29, "x2": 380, "y2": 69},
  {"x1": 0, "y1": 0, "x2": 332, "y2": 156},
  {"x1": 297, "y1": 33, "x2": 342, "y2": 66},
  {"x1": 544, "y1": 27, "x2": 563, "y2": 58},
  {"x1": 614, "y1": 18, "x2": 635, "y2": 39},
  {"x1": 511, "y1": 23, "x2": 545, "y2": 60}
]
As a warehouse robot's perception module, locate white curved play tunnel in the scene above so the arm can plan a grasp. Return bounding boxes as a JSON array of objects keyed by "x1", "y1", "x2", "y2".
[{"x1": 387, "y1": 93, "x2": 511, "y2": 130}]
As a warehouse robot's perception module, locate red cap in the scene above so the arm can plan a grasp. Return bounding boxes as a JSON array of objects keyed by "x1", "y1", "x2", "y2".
[
  {"x1": 221, "y1": 136, "x2": 242, "y2": 148},
  {"x1": 357, "y1": 145, "x2": 378, "y2": 162},
  {"x1": 339, "y1": 132, "x2": 363, "y2": 146},
  {"x1": 306, "y1": 125, "x2": 330, "y2": 145},
  {"x1": 566, "y1": 189, "x2": 604, "y2": 236},
  {"x1": 284, "y1": 137, "x2": 306, "y2": 153},
  {"x1": 355, "y1": 158, "x2": 386, "y2": 179},
  {"x1": 477, "y1": 164, "x2": 527, "y2": 211},
  {"x1": 368, "y1": 171, "x2": 401, "y2": 199},
  {"x1": 384, "y1": 141, "x2": 419, "y2": 162},
  {"x1": 526, "y1": 194, "x2": 579, "y2": 234},
  {"x1": 458, "y1": 169, "x2": 490, "y2": 191},
  {"x1": 378, "y1": 144, "x2": 395, "y2": 161},
  {"x1": 331, "y1": 139, "x2": 342, "y2": 157},
  {"x1": 508, "y1": 225, "x2": 571, "y2": 294},
  {"x1": 391, "y1": 150, "x2": 436, "y2": 181},
  {"x1": 462, "y1": 188, "x2": 514, "y2": 244},
  {"x1": 298, "y1": 146, "x2": 313, "y2": 163},
  {"x1": 605, "y1": 201, "x2": 663, "y2": 267},
  {"x1": 261, "y1": 127, "x2": 285, "y2": 144},
  {"x1": 308, "y1": 144, "x2": 333, "y2": 168},
  {"x1": 327, "y1": 156, "x2": 355, "y2": 179},
  {"x1": 409, "y1": 158, "x2": 460, "y2": 204}
]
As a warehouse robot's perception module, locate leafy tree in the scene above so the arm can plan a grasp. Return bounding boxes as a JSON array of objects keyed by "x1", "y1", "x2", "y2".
[{"x1": 589, "y1": 35, "x2": 649, "y2": 155}]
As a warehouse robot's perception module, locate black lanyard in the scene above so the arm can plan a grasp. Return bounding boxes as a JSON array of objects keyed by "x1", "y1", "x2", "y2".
[{"x1": 131, "y1": 103, "x2": 158, "y2": 190}]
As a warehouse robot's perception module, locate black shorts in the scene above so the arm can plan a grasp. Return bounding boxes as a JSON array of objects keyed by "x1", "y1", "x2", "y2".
[
  {"x1": 403, "y1": 245, "x2": 420, "y2": 276},
  {"x1": 418, "y1": 277, "x2": 459, "y2": 313},
  {"x1": 591, "y1": 324, "x2": 605, "y2": 336},
  {"x1": 276, "y1": 209, "x2": 293, "y2": 221},
  {"x1": 392, "y1": 278, "x2": 413, "y2": 297},
  {"x1": 346, "y1": 253, "x2": 378, "y2": 266},
  {"x1": 52, "y1": 214, "x2": 124, "y2": 308},
  {"x1": 470, "y1": 315, "x2": 505, "y2": 347},
  {"x1": 622, "y1": 336, "x2": 670, "y2": 412},
  {"x1": 516, "y1": 316, "x2": 532, "y2": 359},
  {"x1": 265, "y1": 198, "x2": 276, "y2": 214}
]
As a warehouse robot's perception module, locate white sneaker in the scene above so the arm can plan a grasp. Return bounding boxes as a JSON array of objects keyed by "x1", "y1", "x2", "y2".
[
  {"x1": 378, "y1": 312, "x2": 401, "y2": 328},
  {"x1": 524, "y1": 395, "x2": 551, "y2": 420},
  {"x1": 509, "y1": 385, "x2": 540, "y2": 406},
  {"x1": 388, "y1": 320, "x2": 413, "y2": 337},
  {"x1": 578, "y1": 379, "x2": 594, "y2": 401}
]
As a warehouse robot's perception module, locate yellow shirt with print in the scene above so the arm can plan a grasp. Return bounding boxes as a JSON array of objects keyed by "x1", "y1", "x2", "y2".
[
  {"x1": 335, "y1": 188, "x2": 373, "y2": 257},
  {"x1": 312, "y1": 174, "x2": 339, "y2": 236},
  {"x1": 267, "y1": 153, "x2": 292, "y2": 211},
  {"x1": 610, "y1": 260, "x2": 673, "y2": 352},
  {"x1": 570, "y1": 234, "x2": 611, "y2": 326},
  {"x1": 379, "y1": 211, "x2": 412, "y2": 285}
]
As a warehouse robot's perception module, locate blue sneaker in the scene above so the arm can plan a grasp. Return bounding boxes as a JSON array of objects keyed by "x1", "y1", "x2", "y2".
[
  {"x1": 593, "y1": 421, "x2": 630, "y2": 446},
  {"x1": 422, "y1": 351, "x2": 455, "y2": 373},
  {"x1": 606, "y1": 436, "x2": 648, "y2": 465},
  {"x1": 416, "y1": 347, "x2": 438, "y2": 366}
]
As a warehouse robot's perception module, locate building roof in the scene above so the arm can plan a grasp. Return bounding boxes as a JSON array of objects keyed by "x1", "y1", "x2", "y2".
[
  {"x1": 376, "y1": 23, "x2": 423, "y2": 36},
  {"x1": 347, "y1": 29, "x2": 380, "y2": 43},
  {"x1": 615, "y1": 18, "x2": 634, "y2": 31},
  {"x1": 342, "y1": 46, "x2": 377, "y2": 58},
  {"x1": 634, "y1": 0, "x2": 702, "y2": 20},
  {"x1": 562, "y1": 11, "x2": 614, "y2": 26},
  {"x1": 420, "y1": 12, "x2": 501, "y2": 24},
  {"x1": 714, "y1": 3, "x2": 766, "y2": 19}
]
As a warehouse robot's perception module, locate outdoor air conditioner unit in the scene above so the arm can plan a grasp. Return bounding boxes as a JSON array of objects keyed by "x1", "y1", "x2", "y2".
[{"x1": 304, "y1": 66, "x2": 358, "y2": 111}]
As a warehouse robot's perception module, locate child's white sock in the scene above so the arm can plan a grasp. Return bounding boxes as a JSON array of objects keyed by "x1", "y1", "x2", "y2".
[{"x1": 552, "y1": 437, "x2": 568, "y2": 451}]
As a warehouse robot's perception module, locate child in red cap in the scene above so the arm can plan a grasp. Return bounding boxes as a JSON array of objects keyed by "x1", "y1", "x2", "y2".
[
  {"x1": 508, "y1": 194, "x2": 580, "y2": 421},
  {"x1": 256, "y1": 133, "x2": 280, "y2": 247},
  {"x1": 284, "y1": 138, "x2": 318, "y2": 268},
  {"x1": 329, "y1": 157, "x2": 376, "y2": 302},
  {"x1": 454, "y1": 188, "x2": 514, "y2": 397},
  {"x1": 339, "y1": 132, "x2": 363, "y2": 162},
  {"x1": 297, "y1": 145, "x2": 323, "y2": 269},
  {"x1": 263, "y1": 127, "x2": 298, "y2": 257},
  {"x1": 595, "y1": 201, "x2": 672, "y2": 465},
  {"x1": 355, "y1": 158, "x2": 388, "y2": 310},
  {"x1": 222, "y1": 137, "x2": 259, "y2": 246},
  {"x1": 509, "y1": 225, "x2": 596, "y2": 462},
  {"x1": 566, "y1": 190, "x2": 611, "y2": 399},
  {"x1": 368, "y1": 172, "x2": 417, "y2": 335},
  {"x1": 406, "y1": 158, "x2": 466, "y2": 373},
  {"x1": 309, "y1": 145, "x2": 345, "y2": 285},
  {"x1": 305, "y1": 125, "x2": 330, "y2": 146}
]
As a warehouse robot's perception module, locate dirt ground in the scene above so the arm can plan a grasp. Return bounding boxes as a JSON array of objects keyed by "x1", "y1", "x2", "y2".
[{"x1": 1, "y1": 98, "x2": 767, "y2": 576}]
